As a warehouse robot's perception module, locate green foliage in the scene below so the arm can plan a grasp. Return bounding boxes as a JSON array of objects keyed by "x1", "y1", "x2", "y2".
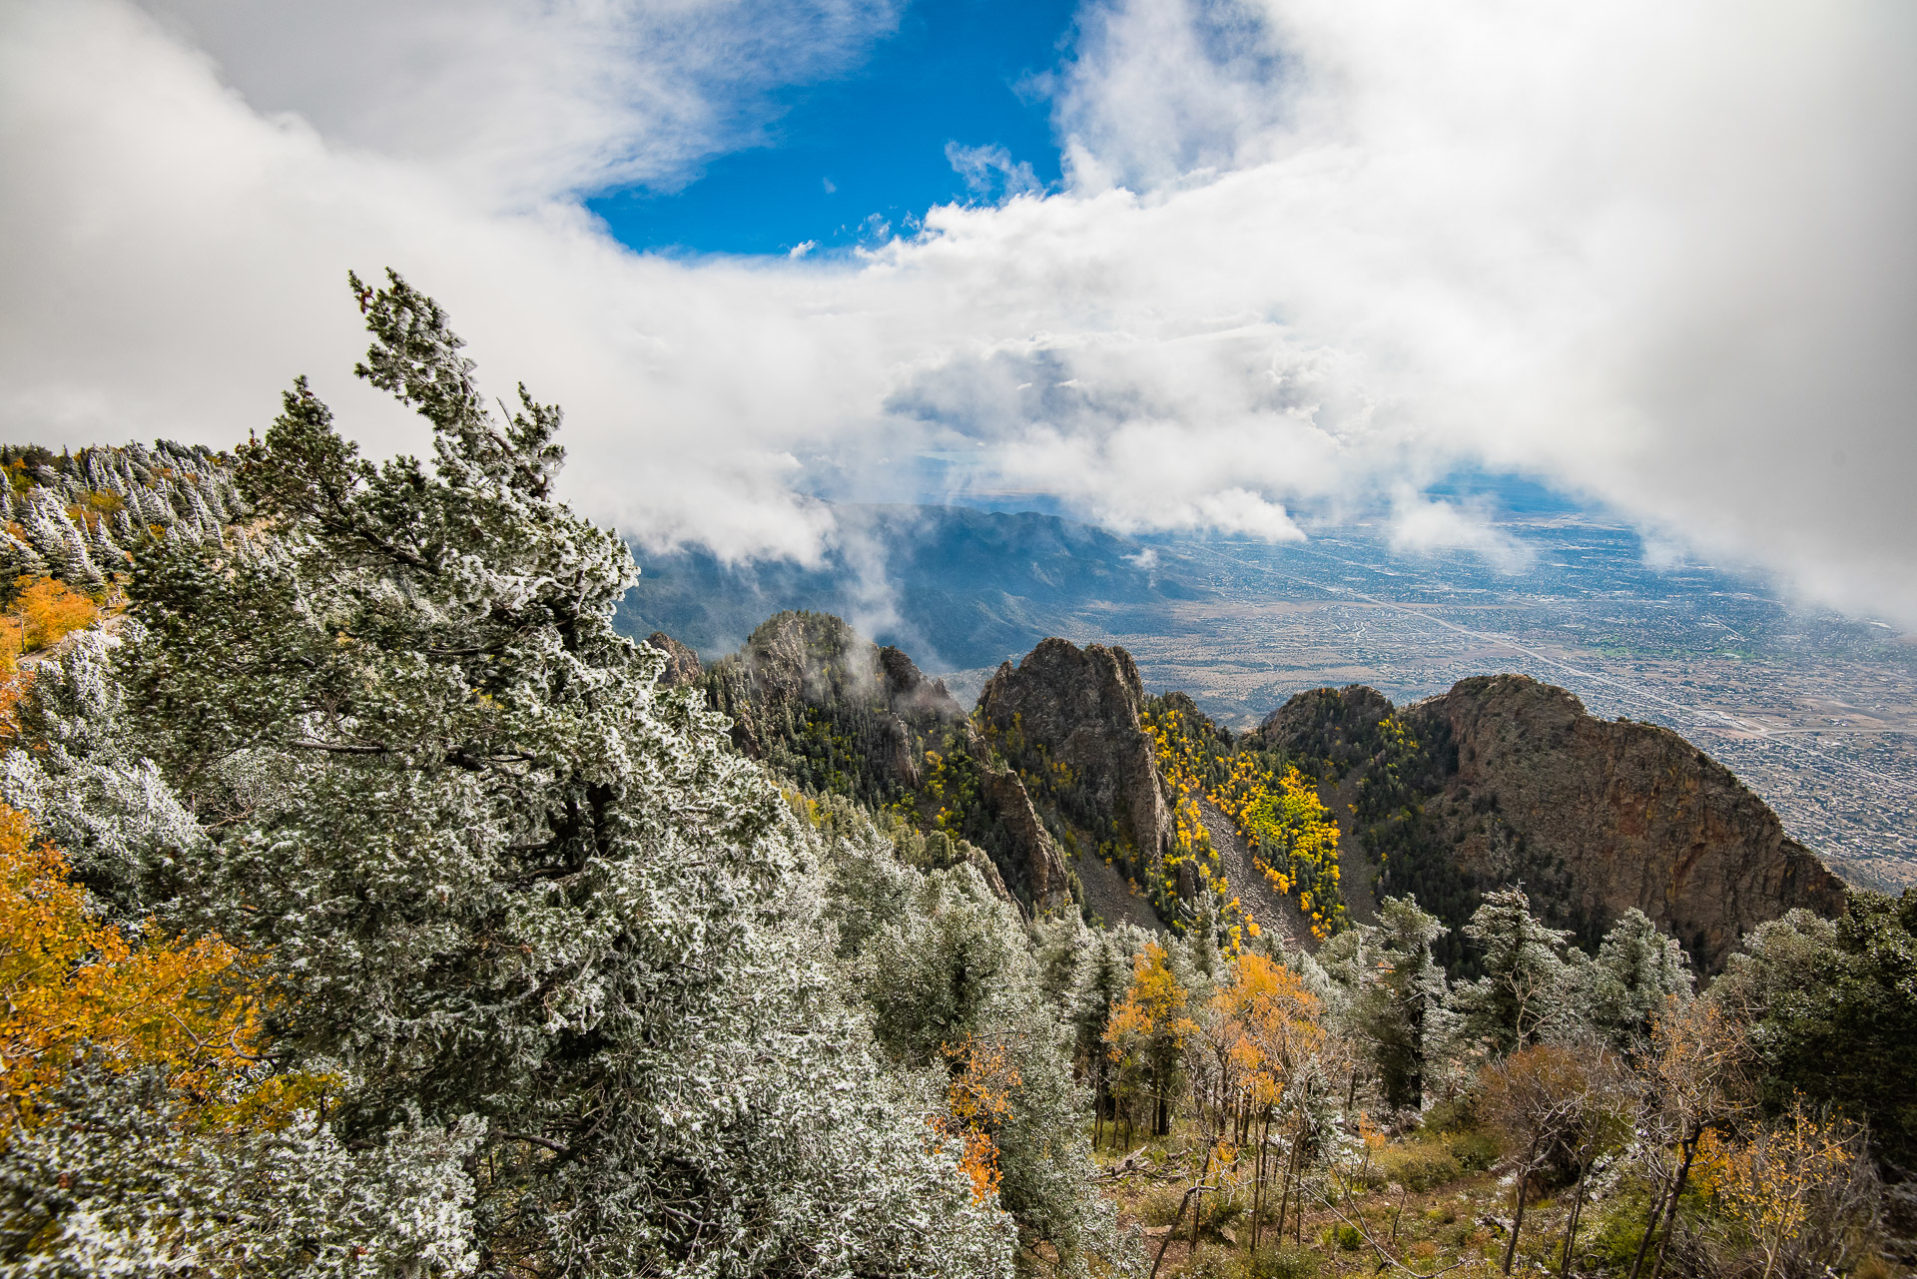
[
  {"x1": 1243, "y1": 1243, "x2": 1321, "y2": 1279},
  {"x1": 1320, "y1": 894, "x2": 1448, "y2": 1110},
  {"x1": 1447, "y1": 886, "x2": 1580, "y2": 1056},
  {"x1": 1441, "y1": 1126, "x2": 1501, "y2": 1173},
  {"x1": 830, "y1": 838, "x2": 1124, "y2": 1267},
  {"x1": 1586, "y1": 907, "x2": 1695, "y2": 1048},
  {"x1": 1716, "y1": 891, "x2": 1917, "y2": 1167}
]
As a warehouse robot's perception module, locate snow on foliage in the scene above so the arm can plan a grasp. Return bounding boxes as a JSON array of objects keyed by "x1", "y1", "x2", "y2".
[{"x1": 0, "y1": 272, "x2": 1016, "y2": 1276}]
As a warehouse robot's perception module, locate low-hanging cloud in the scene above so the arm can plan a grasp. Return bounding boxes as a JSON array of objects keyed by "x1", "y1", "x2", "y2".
[{"x1": 2, "y1": 0, "x2": 1913, "y2": 622}]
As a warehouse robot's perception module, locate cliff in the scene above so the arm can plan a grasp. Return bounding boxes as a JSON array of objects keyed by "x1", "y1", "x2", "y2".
[
  {"x1": 644, "y1": 631, "x2": 702, "y2": 687},
  {"x1": 697, "y1": 613, "x2": 1846, "y2": 965},
  {"x1": 976, "y1": 638, "x2": 1172, "y2": 861},
  {"x1": 696, "y1": 612, "x2": 1072, "y2": 914},
  {"x1": 1257, "y1": 674, "x2": 1846, "y2": 971}
]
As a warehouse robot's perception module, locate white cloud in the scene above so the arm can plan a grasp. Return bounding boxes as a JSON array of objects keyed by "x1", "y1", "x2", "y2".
[
  {"x1": 944, "y1": 142, "x2": 1043, "y2": 200},
  {"x1": 129, "y1": 0, "x2": 899, "y2": 210},
  {"x1": 2, "y1": 0, "x2": 1914, "y2": 624},
  {"x1": 1386, "y1": 490, "x2": 1534, "y2": 574}
]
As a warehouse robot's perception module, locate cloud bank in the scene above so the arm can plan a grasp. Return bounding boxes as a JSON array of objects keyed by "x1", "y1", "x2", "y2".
[{"x1": 2, "y1": 0, "x2": 1913, "y2": 621}]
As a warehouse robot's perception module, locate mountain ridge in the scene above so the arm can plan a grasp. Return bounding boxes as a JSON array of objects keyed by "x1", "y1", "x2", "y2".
[{"x1": 660, "y1": 611, "x2": 1848, "y2": 973}]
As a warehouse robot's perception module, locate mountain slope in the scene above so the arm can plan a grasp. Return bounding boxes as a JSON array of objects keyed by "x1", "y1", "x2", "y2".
[
  {"x1": 675, "y1": 613, "x2": 1848, "y2": 972},
  {"x1": 1254, "y1": 675, "x2": 1848, "y2": 971}
]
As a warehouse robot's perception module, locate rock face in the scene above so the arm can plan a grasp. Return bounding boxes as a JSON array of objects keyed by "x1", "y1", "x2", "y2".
[
  {"x1": 1260, "y1": 674, "x2": 1846, "y2": 971},
  {"x1": 980, "y1": 766, "x2": 1073, "y2": 915},
  {"x1": 703, "y1": 611, "x2": 964, "y2": 794},
  {"x1": 696, "y1": 612, "x2": 1077, "y2": 912},
  {"x1": 977, "y1": 638, "x2": 1172, "y2": 861},
  {"x1": 644, "y1": 632, "x2": 702, "y2": 687}
]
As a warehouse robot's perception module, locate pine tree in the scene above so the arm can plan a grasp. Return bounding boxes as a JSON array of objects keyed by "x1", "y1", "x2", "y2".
[
  {"x1": 1339, "y1": 894, "x2": 1449, "y2": 1110},
  {"x1": 79, "y1": 270, "x2": 1012, "y2": 1275},
  {"x1": 1448, "y1": 887, "x2": 1577, "y2": 1057},
  {"x1": 1585, "y1": 908, "x2": 1694, "y2": 1048}
]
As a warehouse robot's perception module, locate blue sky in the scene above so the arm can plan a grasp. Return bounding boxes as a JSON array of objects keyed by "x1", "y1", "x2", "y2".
[{"x1": 588, "y1": 0, "x2": 1080, "y2": 256}]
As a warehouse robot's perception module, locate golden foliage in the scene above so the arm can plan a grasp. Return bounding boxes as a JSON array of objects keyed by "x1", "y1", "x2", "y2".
[
  {"x1": 932, "y1": 1034, "x2": 1023, "y2": 1203},
  {"x1": 1710, "y1": 1099, "x2": 1859, "y2": 1279},
  {"x1": 0, "y1": 805, "x2": 267, "y2": 1134},
  {"x1": 1214, "y1": 951, "x2": 1324, "y2": 1111},
  {"x1": 2, "y1": 575, "x2": 98, "y2": 663},
  {"x1": 1107, "y1": 941, "x2": 1197, "y2": 1059},
  {"x1": 1142, "y1": 702, "x2": 1348, "y2": 942}
]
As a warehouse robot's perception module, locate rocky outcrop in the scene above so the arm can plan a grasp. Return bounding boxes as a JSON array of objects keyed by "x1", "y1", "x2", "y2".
[
  {"x1": 877, "y1": 644, "x2": 964, "y2": 721},
  {"x1": 976, "y1": 638, "x2": 1172, "y2": 860},
  {"x1": 981, "y1": 767, "x2": 1073, "y2": 914},
  {"x1": 1260, "y1": 674, "x2": 1847, "y2": 971},
  {"x1": 1410, "y1": 675, "x2": 1845, "y2": 970},
  {"x1": 703, "y1": 611, "x2": 963, "y2": 797},
  {"x1": 644, "y1": 631, "x2": 702, "y2": 687}
]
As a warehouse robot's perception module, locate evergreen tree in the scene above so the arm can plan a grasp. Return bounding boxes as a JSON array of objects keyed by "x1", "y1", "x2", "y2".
[
  {"x1": 1715, "y1": 892, "x2": 1917, "y2": 1168},
  {"x1": 1332, "y1": 894, "x2": 1449, "y2": 1111},
  {"x1": 1585, "y1": 908, "x2": 1694, "y2": 1049},
  {"x1": 1447, "y1": 886, "x2": 1578, "y2": 1057},
  {"x1": 849, "y1": 856, "x2": 1122, "y2": 1267},
  {"x1": 60, "y1": 271, "x2": 1011, "y2": 1275}
]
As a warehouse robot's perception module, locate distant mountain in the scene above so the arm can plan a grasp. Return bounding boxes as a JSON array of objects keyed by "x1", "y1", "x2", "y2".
[
  {"x1": 659, "y1": 609, "x2": 1849, "y2": 973},
  {"x1": 615, "y1": 504, "x2": 1206, "y2": 671}
]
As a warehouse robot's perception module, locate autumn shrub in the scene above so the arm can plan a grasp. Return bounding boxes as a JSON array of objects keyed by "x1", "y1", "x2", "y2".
[
  {"x1": 0, "y1": 665, "x2": 25, "y2": 744},
  {"x1": 1374, "y1": 1139, "x2": 1464, "y2": 1191},
  {"x1": 1181, "y1": 1242, "x2": 1243, "y2": 1279},
  {"x1": 1244, "y1": 1243, "x2": 1320, "y2": 1279}
]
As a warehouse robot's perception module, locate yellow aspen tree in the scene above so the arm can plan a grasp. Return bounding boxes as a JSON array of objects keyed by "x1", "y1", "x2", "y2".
[
  {"x1": 9, "y1": 576, "x2": 97, "y2": 653},
  {"x1": 1715, "y1": 1099, "x2": 1859, "y2": 1279},
  {"x1": 1107, "y1": 942, "x2": 1196, "y2": 1140},
  {"x1": 0, "y1": 804, "x2": 264, "y2": 1133},
  {"x1": 1217, "y1": 951, "x2": 1324, "y2": 1254},
  {"x1": 931, "y1": 1033, "x2": 1023, "y2": 1203}
]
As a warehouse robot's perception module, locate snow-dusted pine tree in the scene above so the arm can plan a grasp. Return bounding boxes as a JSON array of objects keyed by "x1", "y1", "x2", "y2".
[{"x1": 65, "y1": 271, "x2": 1013, "y2": 1275}]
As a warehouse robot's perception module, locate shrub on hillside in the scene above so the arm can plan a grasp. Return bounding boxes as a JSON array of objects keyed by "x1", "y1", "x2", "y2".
[{"x1": 1374, "y1": 1140, "x2": 1464, "y2": 1191}]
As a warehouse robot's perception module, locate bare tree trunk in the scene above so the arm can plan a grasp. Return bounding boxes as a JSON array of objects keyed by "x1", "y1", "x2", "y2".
[
  {"x1": 1276, "y1": 1122, "x2": 1301, "y2": 1249},
  {"x1": 1191, "y1": 1143, "x2": 1215, "y2": 1249},
  {"x1": 1502, "y1": 1138, "x2": 1540, "y2": 1276},
  {"x1": 1627, "y1": 1173, "x2": 1674, "y2": 1279},
  {"x1": 1560, "y1": 1159, "x2": 1591, "y2": 1278},
  {"x1": 1649, "y1": 1134, "x2": 1699, "y2": 1279},
  {"x1": 1501, "y1": 1172, "x2": 1532, "y2": 1274},
  {"x1": 1251, "y1": 1110, "x2": 1271, "y2": 1254},
  {"x1": 1150, "y1": 1183, "x2": 1210, "y2": 1279},
  {"x1": 1094, "y1": 1076, "x2": 1104, "y2": 1151}
]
